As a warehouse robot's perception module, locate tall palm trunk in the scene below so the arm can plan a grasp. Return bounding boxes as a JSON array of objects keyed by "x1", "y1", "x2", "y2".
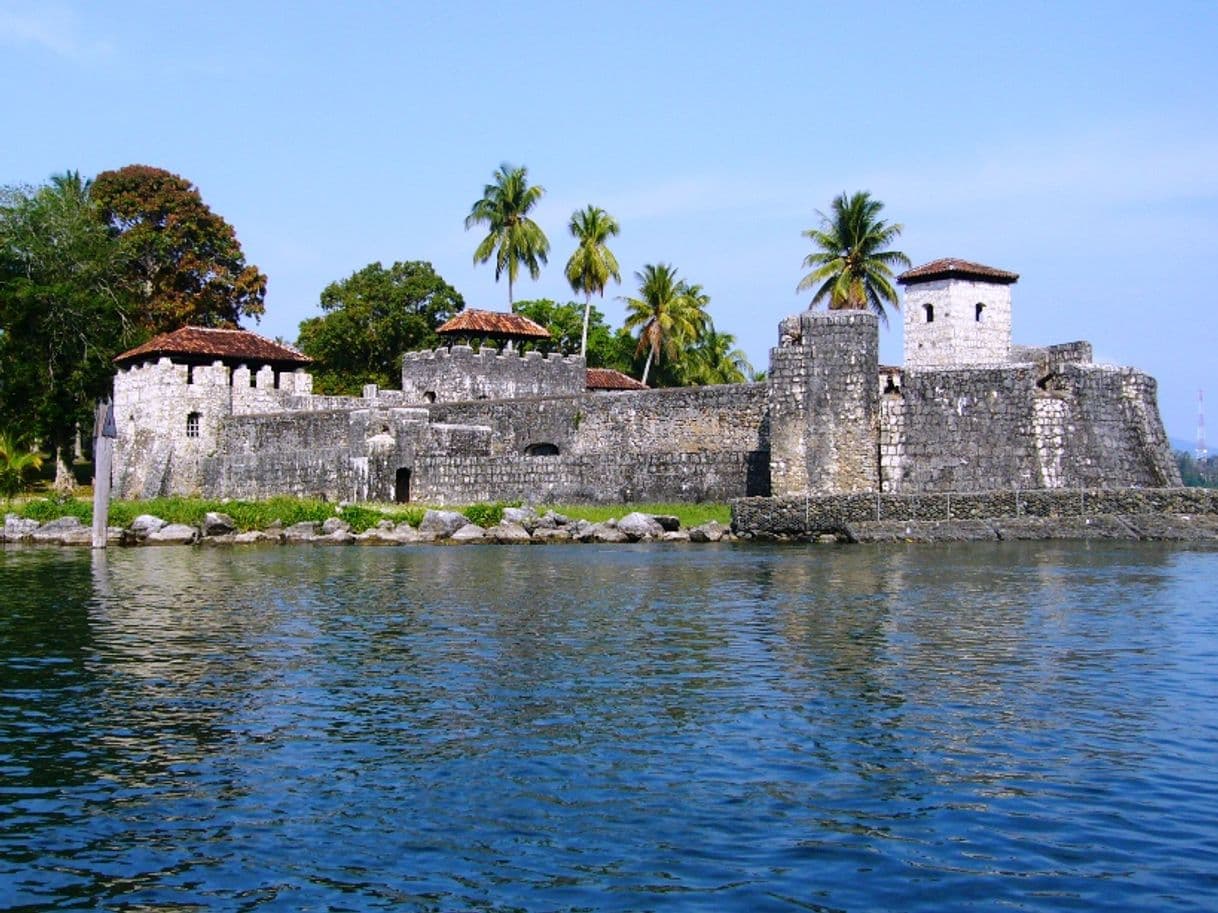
[
  {"x1": 640, "y1": 346, "x2": 654, "y2": 386},
  {"x1": 580, "y1": 292, "x2": 591, "y2": 359}
]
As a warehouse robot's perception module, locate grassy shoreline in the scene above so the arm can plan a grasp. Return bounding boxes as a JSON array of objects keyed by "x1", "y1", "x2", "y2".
[{"x1": 4, "y1": 496, "x2": 730, "y2": 533}]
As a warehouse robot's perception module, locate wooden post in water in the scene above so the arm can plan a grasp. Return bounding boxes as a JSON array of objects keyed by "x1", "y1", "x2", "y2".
[{"x1": 91, "y1": 399, "x2": 116, "y2": 549}]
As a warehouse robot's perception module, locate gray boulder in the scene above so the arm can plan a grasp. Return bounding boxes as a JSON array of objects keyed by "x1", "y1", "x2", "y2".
[
  {"x1": 689, "y1": 520, "x2": 730, "y2": 543},
  {"x1": 530, "y1": 527, "x2": 571, "y2": 542},
  {"x1": 129, "y1": 514, "x2": 167, "y2": 538},
  {"x1": 282, "y1": 521, "x2": 320, "y2": 542},
  {"x1": 321, "y1": 517, "x2": 351, "y2": 535},
  {"x1": 317, "y1": 528, "x2": 356, "y2": 545},
  {"x1": 450, "y1": 523, "x2": 487, "y2": 542},
  {"x1": 588, "y1": 522, "x2": 629, "y2": 543},
  {"x1": 31, "y1": 516, "x2": 86, "y2": 543},
  {"x1": 233, "y1": 530, "x2": 271, "y2": 544},
  {"x1": 616, "y1": 512, "x2": 664, "y2": 541},
  {"x1": 5, "y1": 515, "x2": 42, "y2": 541},
  {"x1": 203, "y1": 512, "x2": 237, "y2": 536},
  {"x1": 419, "y1": 509, "x2": 467, "y2": 538},
  {"x1": 488, "y1": 522, "x2": 531, "y2": 543},
  {"x1": 653, "y1": 515, "x2": 681, "y2": 532},
  {"x1": 662, "y1": 530, "x2": 690, "y2": 542},
  {"x1": 502, "y1": 506, "x2": 538, "y2": 528},
  {"x1": 147, "y1": 523, "x2": 198, "y2": 545}
]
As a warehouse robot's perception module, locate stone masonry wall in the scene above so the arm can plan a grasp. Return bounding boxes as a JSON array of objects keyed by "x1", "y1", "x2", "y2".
[
  {"x1": 401, "y1": 346, "x2": 585, "y2": 404},
  {"x1": 199, "y1": 383, "x2": 770, "y2": 504},
  {"x1": 768, "y1": 311, "x2": 878, "y2": 496},
  {"x1": 732, "y1": 487, "x2": 1218, "y2": 538},
  {"x1": 903, "y1": 277, "x2": 1012, "y2": 368}
]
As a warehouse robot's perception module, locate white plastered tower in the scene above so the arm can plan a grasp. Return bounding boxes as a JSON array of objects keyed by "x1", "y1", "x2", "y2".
[{"x1": 899, "y1": 258, "x2": 1019, "y2": 367}]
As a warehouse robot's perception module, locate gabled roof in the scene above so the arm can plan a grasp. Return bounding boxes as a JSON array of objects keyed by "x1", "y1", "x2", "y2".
[
  {"x1": 114, "y1": 326, "x2": 312, "y2": 367},
  {"x1": 436, "y1": 308, "x2": 550, "y2": 340},
  {"x1": 898, "y1": 258, "x2": 1019, "y2": 286},
  {"x1": 586, "y1": 368, "x2": 648, "y2": 391}
]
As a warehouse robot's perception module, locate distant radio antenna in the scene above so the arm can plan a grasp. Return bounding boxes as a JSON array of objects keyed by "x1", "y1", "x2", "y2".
[{"x1": 1198, "y1": 389, "x2": 1208, "y2": 460}]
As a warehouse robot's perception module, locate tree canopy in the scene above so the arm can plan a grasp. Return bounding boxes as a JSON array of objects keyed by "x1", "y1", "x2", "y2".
[
  {"x1": 622, "y1": 263, "x2": 709, "y2": 386},
  {"x1": 93, "y1": 164, "x2": 267, "y2": 332},
  {"x1": 564, "y1": 205, "x2": 621, "y2": 357},
  {"x1": 464, "y1": 163, "x2": 549, "y2": 304},
  {"x1": 511, "y1": 298, "x2": 632, "y2": 370},
  {"x1": 296, "y1": 260, "x2": 464, "y2": 395},
  {"x1": 0, "y1": 173, "x2": 137, "y2": 485},
  {"x1": 797, "y1": 191, "x2": 909, "y2": 325}
]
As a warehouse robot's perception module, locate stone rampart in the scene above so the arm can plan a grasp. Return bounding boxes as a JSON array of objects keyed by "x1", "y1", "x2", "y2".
[
  {"x1": 401, "y1": 346, "x2": 585, "y2": 403},
  {"x1": 768, "y1": 311, "x2": 878, "y2": 496},
  {"x1": 732, "y1": 487, "x2": 1218, "y2": 538}
]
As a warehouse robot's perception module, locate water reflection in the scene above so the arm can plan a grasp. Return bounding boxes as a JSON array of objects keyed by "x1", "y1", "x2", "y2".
[{"x1": 2, "y1": 541, "x2": 1215, "y2": 912}]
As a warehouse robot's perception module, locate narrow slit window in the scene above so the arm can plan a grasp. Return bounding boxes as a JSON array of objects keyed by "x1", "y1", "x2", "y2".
[
  {"x1": 975, "y1": 302, "x2": 985, "y2": 322},
  {"x1": 924, "y1": 303, "x2": 934, "y2": 323}
]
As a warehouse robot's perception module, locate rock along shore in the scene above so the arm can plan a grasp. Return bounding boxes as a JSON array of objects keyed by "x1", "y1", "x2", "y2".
[{"x1": 1, "y1": 508, "x2": 734, "y2": 549}]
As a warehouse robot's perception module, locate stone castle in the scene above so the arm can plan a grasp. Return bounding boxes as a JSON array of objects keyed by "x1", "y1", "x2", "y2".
[{"x1": 110, "y1": 258, "x2": 1181, "y2": 505}]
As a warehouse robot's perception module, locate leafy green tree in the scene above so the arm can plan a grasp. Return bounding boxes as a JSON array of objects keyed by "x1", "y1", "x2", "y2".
[
  {"x1": 297, "y1": 261, "x2": 464, "y2": 395},
  {"x1": 797, "y1": 191, "x2": 910, "y2": 325},
  {"x1": 93, "y1": 164, "x2": 267, "y2": 332},
  {"x1": 464, "y1": 163, "x2": 549, "y2": 305},
  {"x1": 0, "y1": 173, "x2": 136, "y2": 489},
  {"x1": 512, "y1": 298, "x2": 624, "y2": 367},
  {"x1": 622, "y1": 264, "x2": 709, "y2": 386},
  {"x1": 564, "y1": 205, "x2": 621, "y2": 358},
  {"x1": 0, "y1": 431, "x2": 44, "y2": 501}
]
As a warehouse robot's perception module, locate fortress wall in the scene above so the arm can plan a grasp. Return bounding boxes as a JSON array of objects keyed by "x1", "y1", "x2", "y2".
[
  {"x1": 412, "y1": 451, "x2": 768, "y2": 505},
  {"x1": 893, "y1": 366, "x2": 1043, "y2": 492},
  {"x1": 732, "y1": 487, "x2": 1218, "y2": 539},
  {"x1": 401, "y1": 346, "x2": 586, "y2": 403},
  {"x1": 1050, "y1": 364, "x2": 1182, "y2": 488},
  {"x1": 427, "y1": 383, "x2": 770, "y2": 458},
  {"x1": 768, "y1": 311, "x2": 879, "y2": 496}
]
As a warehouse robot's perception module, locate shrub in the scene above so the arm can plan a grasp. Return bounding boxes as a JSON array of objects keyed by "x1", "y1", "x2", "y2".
[{"x1": 461, "y1": 501, "x2": 521, "y2": 528}]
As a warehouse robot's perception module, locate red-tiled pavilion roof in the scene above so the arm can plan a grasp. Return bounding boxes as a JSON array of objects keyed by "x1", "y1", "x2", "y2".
[
  {"x1": 586, "y1": 368, "x2": 648, "y2": 391},
  {"x1": 436, "y1": 309, "x2": 550, "y2": 340},
  {"x1": 114, "y1": 326, "x2": 312, "y2": 367},
  {"x1": 898, "y1": 258, "x2": 1019, "y2": 285}
]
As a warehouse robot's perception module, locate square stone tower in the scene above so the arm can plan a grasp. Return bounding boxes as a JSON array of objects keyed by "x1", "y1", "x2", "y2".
[{"x1": 899, "y1": 258, "x2": 1019, "y2": 367}]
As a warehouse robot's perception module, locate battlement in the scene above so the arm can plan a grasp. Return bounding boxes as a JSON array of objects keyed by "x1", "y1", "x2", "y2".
[{"x1": 401, "y1": 345, "x2": 586, "y2": 403}]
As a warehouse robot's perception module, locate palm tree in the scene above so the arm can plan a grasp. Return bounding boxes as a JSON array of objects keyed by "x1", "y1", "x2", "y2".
[
  {"x1": 0, "y1": 433, "x2": 44, "y2": 502},
  {"x1": 564, "y1": 205, "x2": 621, "y2": 358},
  {"x1": 796, "y1": 191, "x2": 910, "y2": 325},
  {"x1": 464, "y1": 163, "x2": 549, "y2": 305},
  {"x1": 683, "y1": 324, "x2": 754, "y2": 385},
  {"x1": 622, "y1": 264, "x2": 708, "y2": 385}
]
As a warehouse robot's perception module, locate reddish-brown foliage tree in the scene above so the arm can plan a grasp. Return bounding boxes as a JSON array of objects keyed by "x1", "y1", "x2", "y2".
[{"x1": 92, "y1": 164, "x2": 266, "y2": 332}]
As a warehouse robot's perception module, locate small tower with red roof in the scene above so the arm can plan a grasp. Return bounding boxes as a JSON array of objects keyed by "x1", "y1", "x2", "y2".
[{"x1": 898, "y1": 258, "x2": 1019, "y2": 367}]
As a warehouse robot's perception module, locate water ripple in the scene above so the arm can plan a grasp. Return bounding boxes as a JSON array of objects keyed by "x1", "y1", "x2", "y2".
[{"x1": 1, "y1": 541, "x2": 1216, "y2": 911}]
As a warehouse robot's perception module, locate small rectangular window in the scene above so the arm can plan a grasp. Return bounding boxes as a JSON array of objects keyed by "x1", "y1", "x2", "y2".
[{"x1": 186, "y1": 412, "x2": 200, "y2": 438}]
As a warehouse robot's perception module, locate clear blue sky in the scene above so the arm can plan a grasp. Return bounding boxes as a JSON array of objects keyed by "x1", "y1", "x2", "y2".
[{"x1": 3, "y1": 0, "x2": 1215, "y2": 441}]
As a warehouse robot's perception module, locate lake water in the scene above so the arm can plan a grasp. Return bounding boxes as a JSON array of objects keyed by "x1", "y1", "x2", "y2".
[{"x1": 2, "y1": 541, "x2": 1217, "y2": 911}]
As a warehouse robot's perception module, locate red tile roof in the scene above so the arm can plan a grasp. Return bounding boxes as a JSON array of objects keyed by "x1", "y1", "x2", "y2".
[
  {"x1": 898, "y1": 258, "x2": 1019, "y2": 285},
  {"x1": 114, "y1": 326, "x2": 312, "y2": 367},
  {"x1": 586, "y1": 368, "x2": 648, "y2": 391},
  {"x1": 436, "y1": 309, "x2": 551, "y2": 339}
]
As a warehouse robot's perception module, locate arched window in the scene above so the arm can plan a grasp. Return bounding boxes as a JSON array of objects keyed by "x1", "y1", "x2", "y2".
[
  {"x1": 924, "y1": 303, "x2": 934, "y2": 323},
  {"x1": 525, "y1": 442, "x2": 560, "y2": 457},
  {"x1": 423, "y1": 391, "x2": 436, "y2": 403},
  {"x1": 975, "y1": 302, "x2": 985, "y2": 322},
  {"x1": 186, "y1": 412, "x2": 201, "y2": 438}
]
